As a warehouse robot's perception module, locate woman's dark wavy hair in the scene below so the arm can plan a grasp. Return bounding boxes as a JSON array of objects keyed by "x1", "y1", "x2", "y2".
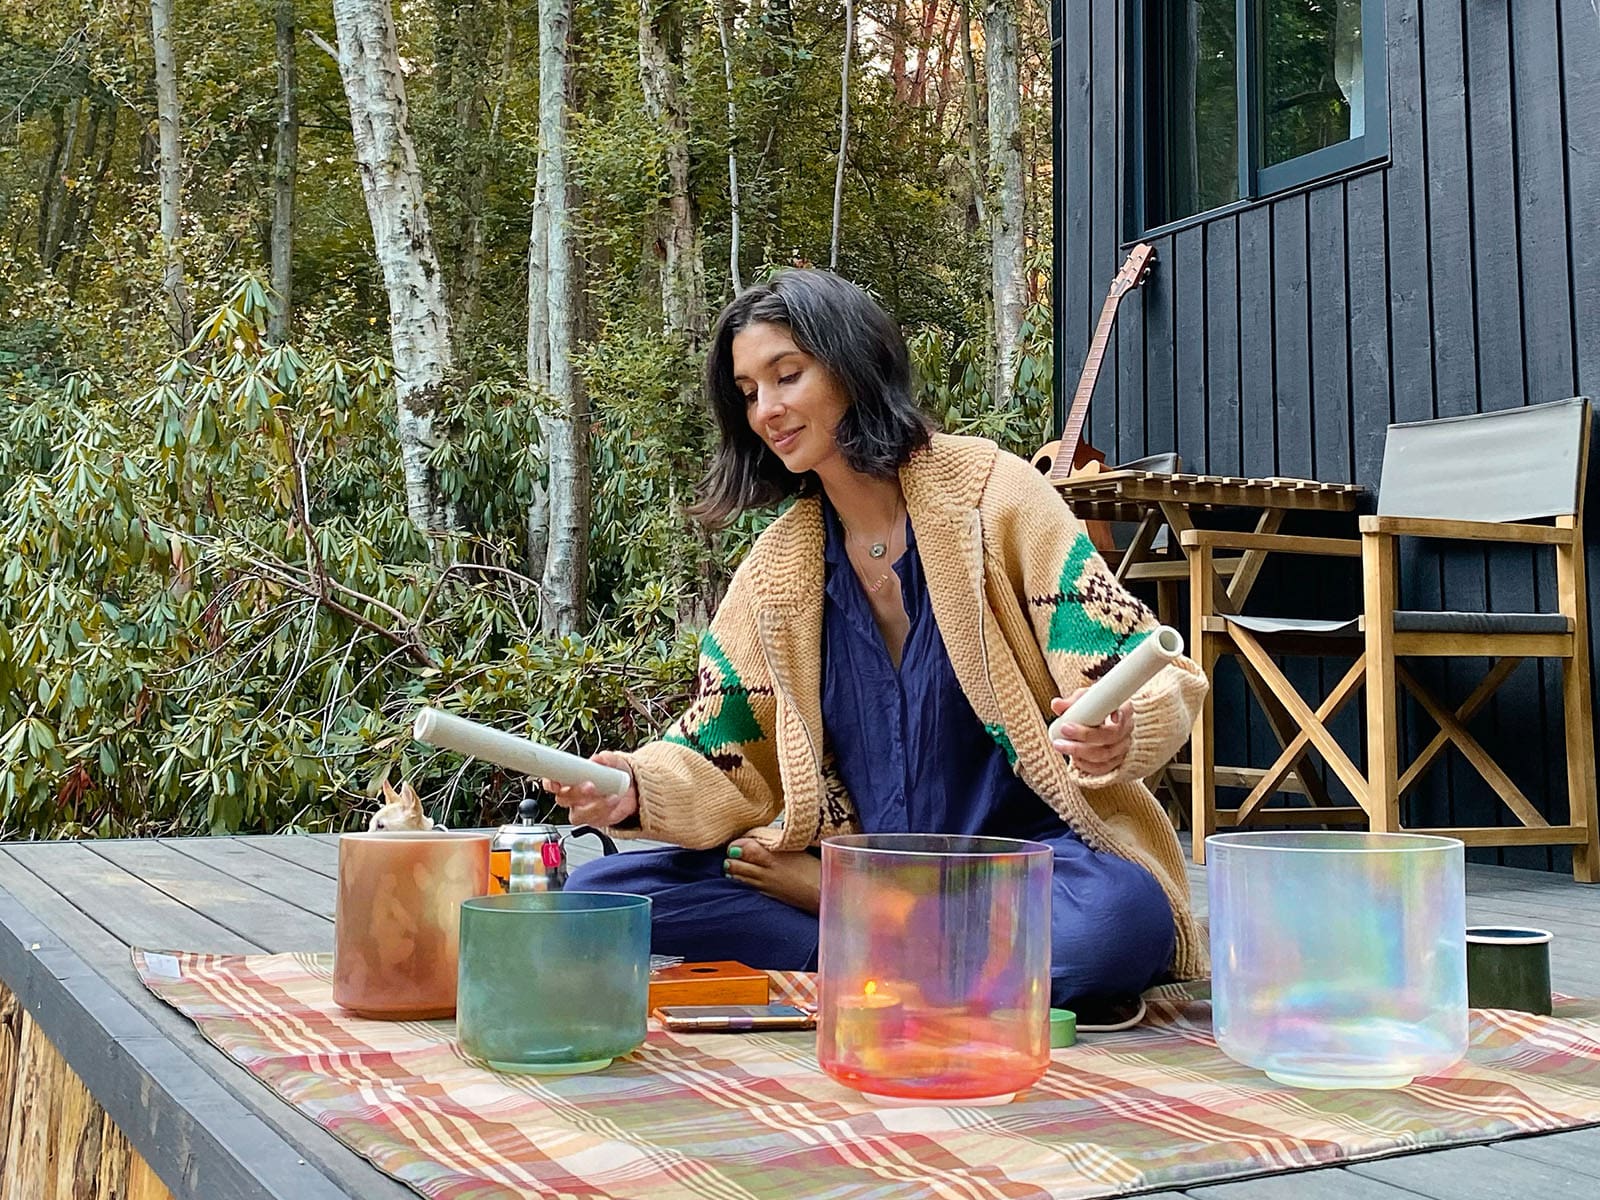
[{"x1": 690, "y1": 269, "x2": 933, "y2": 526}]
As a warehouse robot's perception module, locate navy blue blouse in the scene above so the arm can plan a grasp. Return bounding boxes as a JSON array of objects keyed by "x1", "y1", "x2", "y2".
[{"x1": 820, "y1": 499, "x2": 1071, "y2": 841}]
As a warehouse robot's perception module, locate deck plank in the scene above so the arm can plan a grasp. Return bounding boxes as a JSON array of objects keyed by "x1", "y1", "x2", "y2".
[
  {"x1": 1348, "y1": 1142, "x2": 1600, "y2": 1196},
  {"x1": 89, "y1": 840, "x2": 333, "y2": 953},
  {"x1": 1461, "y1": 893, "x2": 1600, "y2": 933},
  {"x1": 161, "y1": 838, "x2": 338, "y2": 921},
  {"x1": 1183, "y1": 1168, "x2": 1418, "y2": 1197},
  {"x1": 2, "y1": 843, "x2": 262, "y2": 955},
  {"x1": 241, "y1": 834, "x2": 340, "y2": 878},
  {"x1": 1486, "y1": 1126, "x2": 1600, "y2": 1176}
]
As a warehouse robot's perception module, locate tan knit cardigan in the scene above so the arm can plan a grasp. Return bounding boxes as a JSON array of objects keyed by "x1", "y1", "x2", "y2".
[{"x1": 616, "y1": 434, "x2": 1210, "y2": 980}]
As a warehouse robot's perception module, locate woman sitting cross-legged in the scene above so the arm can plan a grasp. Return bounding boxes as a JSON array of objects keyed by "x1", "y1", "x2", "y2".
[{"x1": 547, "y1": 269, "x2": 1209, "y2": 1017}]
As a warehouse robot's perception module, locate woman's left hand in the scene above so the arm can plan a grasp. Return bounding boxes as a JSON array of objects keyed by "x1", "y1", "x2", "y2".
[{"x1": 1049, "y1": 690, "x2": 1135, "y2": 777}]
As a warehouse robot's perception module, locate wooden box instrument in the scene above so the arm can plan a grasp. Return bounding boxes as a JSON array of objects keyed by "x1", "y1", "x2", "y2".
[{"x1": 647, "y1": 960, "x2": 770, "y2": 1009}]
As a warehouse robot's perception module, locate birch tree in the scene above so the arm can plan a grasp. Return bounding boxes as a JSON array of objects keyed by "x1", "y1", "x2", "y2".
[
  {"x1": 830, "y1": 0, "x2": 853, "y2": 270},
  {"x1": 331, "y1": 0, "x2": 459, "y2": 535},
  {"x1": 525, "y1": 147, "x2": 551, "y2": 579},
  {"x1": 270, "y1": 0, "x2": 297, "y2": 343},
  {"x1": 536, "y1": 0, "x2": 590, "y2": 633},
  {"x1": 150, "y1": 0, "x2": 194, "y2": 346},
  {"x1": 983, "y1": 0, "x2": 1025, "y2": 406},
  {"x1": 715, "y1": 0, "x2": 742, "y2": 294}
]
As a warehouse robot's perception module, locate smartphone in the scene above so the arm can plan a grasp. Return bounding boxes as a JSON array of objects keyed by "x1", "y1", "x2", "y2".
[{"x1": 653, "y1": 1003, "x2": 816, "y2": 1032}]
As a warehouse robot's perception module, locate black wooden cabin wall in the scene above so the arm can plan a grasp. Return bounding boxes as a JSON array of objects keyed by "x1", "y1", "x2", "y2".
[{"x1": 1056, "y1": 0, "x2": 1600, "y2": 870}]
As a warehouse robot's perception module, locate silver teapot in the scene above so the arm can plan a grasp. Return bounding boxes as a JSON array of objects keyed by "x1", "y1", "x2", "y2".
[{"x1": 492, "y1": 797, "x2": 617, "y2": 892}]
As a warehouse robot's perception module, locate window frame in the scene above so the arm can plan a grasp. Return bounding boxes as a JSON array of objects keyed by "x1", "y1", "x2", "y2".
[{"x1": 1128, "y1": 0, "x2": 1389, "y2": 238}]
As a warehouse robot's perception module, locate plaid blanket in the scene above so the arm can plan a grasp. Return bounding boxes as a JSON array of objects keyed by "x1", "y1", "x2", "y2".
[{"x1": 135, "y1": 950, "x2": 1600, "y2": 1200}]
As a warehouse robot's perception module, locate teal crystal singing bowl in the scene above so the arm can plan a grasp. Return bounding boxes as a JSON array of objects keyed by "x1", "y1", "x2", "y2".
[
  {"x1": 1208, "y1": 831, "x2": 1467, "y2": 1090},
  {"x1": 456, "y1": 891, "x2": 651, "y2": 1074}
]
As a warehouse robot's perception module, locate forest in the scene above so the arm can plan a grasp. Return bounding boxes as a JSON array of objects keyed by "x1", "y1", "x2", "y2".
[{"x1": 0, "y1": 0, "x2": 1058, "y2": 838}]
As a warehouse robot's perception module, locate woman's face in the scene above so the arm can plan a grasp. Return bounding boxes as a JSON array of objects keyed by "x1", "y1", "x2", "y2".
[{"x1": 732, "y1": 321, "x2": 850, "y2": 478}]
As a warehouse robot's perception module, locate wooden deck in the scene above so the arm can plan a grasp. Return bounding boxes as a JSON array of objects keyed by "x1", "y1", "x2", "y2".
[{"x1": 0, "y1": 834, "x2": 1598, "y2": 1198}]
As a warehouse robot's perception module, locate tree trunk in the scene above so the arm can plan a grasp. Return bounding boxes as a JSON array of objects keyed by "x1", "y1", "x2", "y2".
[
  {"x1": 150, "y1": 0, "x2": 194, "y2": 347},
  {"x1": 332, "y1": 0, "x2": 460, "y2": 536},
  {"x1": 640, "y1": 0, "x2": 720, "y2": 626},
  {"x1": 429, "y1": 0, "x2": 498, "y2": 355},
  {"x1": 960, "y1": 0, "x2": 987, "y2": 228},
  {"x1": 37, "y1": 104, "x2": 67, "y2": 264},
  {"x1": 936, "y1": 3, "x2": 961, "y2": 126},
  {"x1": 525, "y1": 147, "x2": 551, "y2": 580},
  {"x1": 65, "y1": 103, "x2": 116, "y2": 299},
  {"x1": 538, "y1": 0, "x2": 589, "y2": 633},
  {"x1": 639, "y1": 1, "x2": 708, "y2": 341},
  {"x1": 462, "y1": 13, "x2": 515, "y2": 349},
  {"x1": 753, "y1": 0, "x2": 795, "y2": 250},
  {"x1": 830, "y1": 0, "x2": 853, "y2": 270},
  {"x1": 983, "y1": 0, "x2": 1025, "y2": 407},
  {"x1": 715, "y1": 0, "x2": 742, "y2": 295},
  {"x1": 53, "y1": 102, "x2": 102, "y2": 269},
  {"x1": 889, "y1": 0, "x2": 908, "y2": 103},
  {"x1": 908, "y1": 0, "x2": 944, "y2": 108},
  {"x1": 270, "y1": 0, "x2": 298, "y2": 343},
  {"x1": 41, "y1": 98, "x2": 94, "y2": 270}
]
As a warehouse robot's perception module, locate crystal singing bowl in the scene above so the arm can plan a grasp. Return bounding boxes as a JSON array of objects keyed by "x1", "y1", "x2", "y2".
[
  {"x1": 333, "y1": 831, "x2": 493, "y2": 1020},
  {"x1": 456, "y1": 891, "x2": 651, "y2": 1074},
  {"x1": 1208, "y1": 831, "x2": 1467, "y2": 1089},
  {"x1": 818, "y1": 834, "x2": 1053, "y2": 1104}
]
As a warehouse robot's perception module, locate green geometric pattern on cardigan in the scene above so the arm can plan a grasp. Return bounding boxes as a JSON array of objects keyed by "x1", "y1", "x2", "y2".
[
  {"x1": 984, "y1": 722, "x2": 1019, "y2": 767},
  {"x1": 663, "y1": 632, "x2": 765, "y2": 766},
  {"x1": 1046, "y1": 532, "x2": 1146, "y2": 659}
]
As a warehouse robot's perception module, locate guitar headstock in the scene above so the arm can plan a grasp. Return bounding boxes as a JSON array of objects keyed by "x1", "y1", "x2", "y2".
[{"x1": 1108, "y1": 243, "x2": 1157, "y2": 298}]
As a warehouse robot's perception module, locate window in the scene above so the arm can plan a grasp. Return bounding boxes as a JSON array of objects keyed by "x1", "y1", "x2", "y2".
[{"x1": 1134, "y1": 0, "x2": 1387, "y2": 233}]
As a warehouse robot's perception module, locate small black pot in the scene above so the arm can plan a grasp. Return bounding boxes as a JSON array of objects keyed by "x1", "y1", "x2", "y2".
[{"x1": 1465, "y1": 926, "x2": 1553, "y2": 1016}]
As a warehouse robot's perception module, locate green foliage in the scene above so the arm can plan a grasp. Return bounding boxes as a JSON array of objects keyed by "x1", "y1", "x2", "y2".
[
  {"x1": 910, "y1": 244, "x2": 1055, "y2": 459},
  {"x1": 0, "y1": 283, "x2": 700, "y2": 838}
]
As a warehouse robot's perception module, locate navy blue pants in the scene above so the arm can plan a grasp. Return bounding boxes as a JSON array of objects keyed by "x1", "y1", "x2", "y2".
[{"x1": 567, "y1": 834, "x2": 1175, "y2": 1009}]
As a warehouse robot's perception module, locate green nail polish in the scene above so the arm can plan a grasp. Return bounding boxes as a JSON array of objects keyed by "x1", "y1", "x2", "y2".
[{"x1": 727, "y1": 845, "x2": 742, "y2": 859}]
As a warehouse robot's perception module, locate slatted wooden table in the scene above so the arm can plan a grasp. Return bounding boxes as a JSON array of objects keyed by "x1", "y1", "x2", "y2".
[
  {"x1": 0, "y1": 834, "x2": 1597, "y2": 1199},
  {"x1": 1052, "y1": 470, "x2": 1367, "y2": 524}
]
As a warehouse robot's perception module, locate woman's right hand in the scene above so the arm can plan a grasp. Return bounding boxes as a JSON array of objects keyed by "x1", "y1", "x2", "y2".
[{"x1": 542, "y1": 750, "x2": 639, "y2": 828}]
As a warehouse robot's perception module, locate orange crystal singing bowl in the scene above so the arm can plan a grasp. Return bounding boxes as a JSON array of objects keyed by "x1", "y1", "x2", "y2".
[
  {"x1": 333, "y1": 830, "x2": 492, "y2": 1019},
  {"x1": 818, "y1": 834, "x2": 1054, "y2": 1104}
]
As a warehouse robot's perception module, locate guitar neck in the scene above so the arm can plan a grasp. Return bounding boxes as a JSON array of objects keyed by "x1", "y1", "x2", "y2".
[{"x1": 1051, "y1": 295, "x2": 1121, "y2": 482}]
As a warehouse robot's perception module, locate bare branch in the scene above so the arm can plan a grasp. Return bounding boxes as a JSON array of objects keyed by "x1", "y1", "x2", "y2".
[{"x1": 306, "y1": 30, "x2": 340, "y2": 62}]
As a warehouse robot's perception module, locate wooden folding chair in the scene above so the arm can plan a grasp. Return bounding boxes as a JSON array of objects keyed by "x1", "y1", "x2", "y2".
[{"x1": 1184, "y1": 397, "x2": 1599, "y2": 882}]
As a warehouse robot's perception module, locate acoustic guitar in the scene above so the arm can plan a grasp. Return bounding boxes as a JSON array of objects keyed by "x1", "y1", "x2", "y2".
[{"x1": 1031, "y1": 243, "x2": 1158, "y2": 483}]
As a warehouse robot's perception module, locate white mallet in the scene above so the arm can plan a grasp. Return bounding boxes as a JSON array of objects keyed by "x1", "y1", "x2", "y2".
[
  {"x1": 412, "y1": 707, "x2": 630, "y2": 795},
  {"x1": 1048, "y1": 625, "x2": 1184, "y2": 740}
]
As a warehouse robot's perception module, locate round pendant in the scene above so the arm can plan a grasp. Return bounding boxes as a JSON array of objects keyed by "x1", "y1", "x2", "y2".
[{"x1": 870, "y1": 543, "x2": 887, "y2": 559}]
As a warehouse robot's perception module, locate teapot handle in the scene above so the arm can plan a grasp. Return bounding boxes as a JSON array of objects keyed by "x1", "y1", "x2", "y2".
[{"x1": 567, "y1": 825, "x2": 618, "y2": 856}]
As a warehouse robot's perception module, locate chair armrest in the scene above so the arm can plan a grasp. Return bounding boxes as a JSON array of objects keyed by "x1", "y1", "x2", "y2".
[
  {"x1": 1357, "y1": 515, "x2": 1572, "y2": 544},
  {"x1": 1177, "y1": 530, "x2": 1363, "y2": 556}
]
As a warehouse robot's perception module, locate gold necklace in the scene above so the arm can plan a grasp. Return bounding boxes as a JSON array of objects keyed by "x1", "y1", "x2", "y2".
[
  {"x1": 842, "y1": 498, "x2": 904, "y2": 561},
  {"x1": 841, "y1": 498, "x2": 905, "y2": 596}
]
